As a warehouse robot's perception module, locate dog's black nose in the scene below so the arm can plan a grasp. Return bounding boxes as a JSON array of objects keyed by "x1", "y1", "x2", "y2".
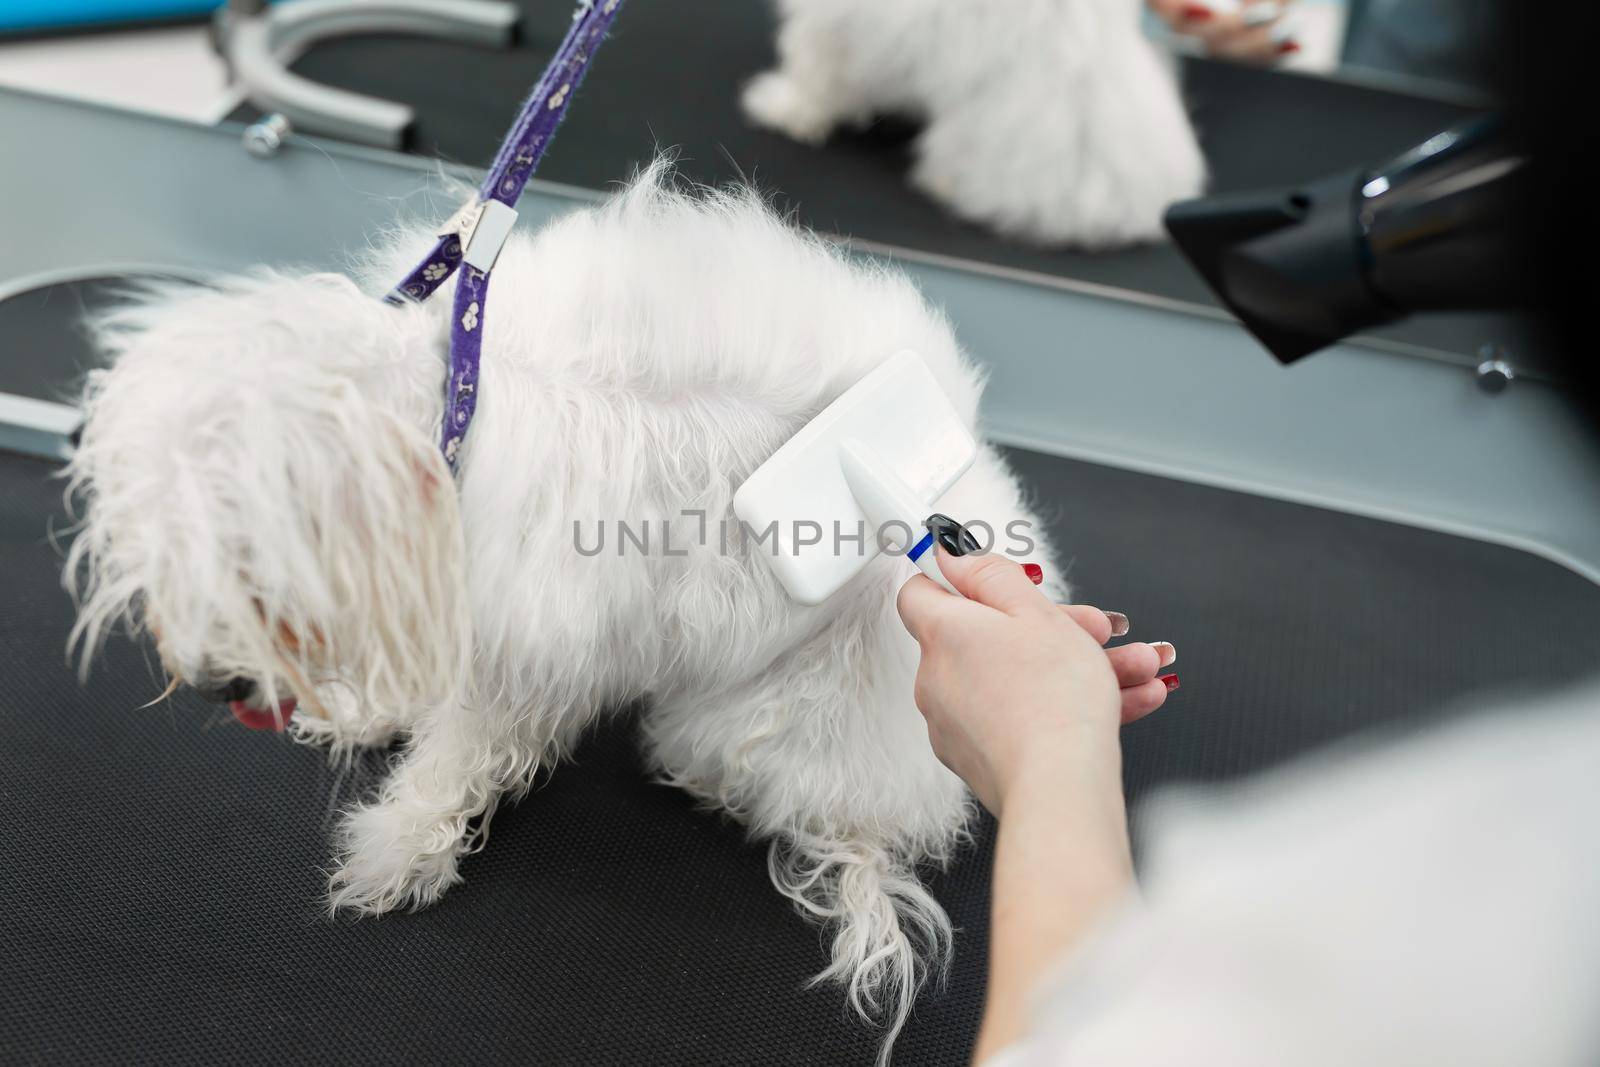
[{"x1": 193, "y1": 676, "x2": 254, "y2": 704}]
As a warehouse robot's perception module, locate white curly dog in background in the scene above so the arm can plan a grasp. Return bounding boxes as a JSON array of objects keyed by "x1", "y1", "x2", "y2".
[
  {"x1": 64, "y1": 166, "x2": 1058, "y2": 1061},
  {"x1": 743, "y1": 0, "x2": 1206, "y2": 247}
]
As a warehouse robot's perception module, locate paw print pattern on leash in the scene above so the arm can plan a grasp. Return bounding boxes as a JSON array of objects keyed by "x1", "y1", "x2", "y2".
[{"x1": 461, "y1": 302, "x2": 480, "y2": 332}]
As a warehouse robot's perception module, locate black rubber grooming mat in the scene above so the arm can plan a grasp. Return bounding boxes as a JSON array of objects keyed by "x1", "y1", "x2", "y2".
[
  {"x1": 6, "y1": 444, "x2": 1600, "y2": 1065},
  {"x1": 239, "y1": 0, "x2": 1531, "y2": 359}
]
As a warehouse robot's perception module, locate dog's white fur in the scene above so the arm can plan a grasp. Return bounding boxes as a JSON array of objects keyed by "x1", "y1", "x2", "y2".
[
  {"x1": 743, "y1": 0, "x2": 1206, "y2": 247},
  {"x1": 64, "y1": 167, "x2": 1059, "y2": 1061}
]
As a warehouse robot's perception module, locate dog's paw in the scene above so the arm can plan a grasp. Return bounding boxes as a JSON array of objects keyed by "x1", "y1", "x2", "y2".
[
  {"x1": 907, "y1": 162, "x2": 958, "y2": 210},
  {"x1": 290, "y1": 709, "x2": 400, "y2": 761},
  {"x1": 327, "y1": 802, "x2": 465, "y2": 917},
  {"x1": 740, "y1": 71, "x2": 836, "y2": 145},
  {"x1": 289, "y1": 686, "x2": 401, "y2": 763}
]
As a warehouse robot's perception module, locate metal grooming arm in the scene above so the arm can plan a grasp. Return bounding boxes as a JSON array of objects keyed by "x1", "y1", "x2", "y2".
[
  {"x1": 214, "y1": 0, "x2": 519, "y2": 153},
  {"x1": 0, "y1": 393, "x2": 77, "y2": 463}
]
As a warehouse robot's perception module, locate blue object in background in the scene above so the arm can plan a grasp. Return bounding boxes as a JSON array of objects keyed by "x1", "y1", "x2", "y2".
[{"x1": 0, "y1": 0, "x2": 223, "y2": 34}]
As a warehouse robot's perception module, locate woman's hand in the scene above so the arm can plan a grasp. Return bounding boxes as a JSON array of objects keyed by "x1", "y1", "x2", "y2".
[
  {"x1": 1149, "y1": 0, "x2": 1300, "y2": 64},
  {"x1": 897, "y1": 548, "x2": 1178, "y2": 1060},
  {"x1": 896, "y1": 549, "x2": 1176, "y2": 817}
]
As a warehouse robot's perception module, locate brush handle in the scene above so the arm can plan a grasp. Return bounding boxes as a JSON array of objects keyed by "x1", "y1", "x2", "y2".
[
  {"x1": 909, "y1": 514, "x2": 980, "y2": 596},
  {"x1": 838, "y1": 442, "x2": 979, "y2": 598}
]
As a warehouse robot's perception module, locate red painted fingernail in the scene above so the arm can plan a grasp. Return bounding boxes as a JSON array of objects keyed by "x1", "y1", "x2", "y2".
[
  {"x1": 1277, "y1": 40, "x2": 1300, "y2": 54},
  {"x1": 1160, "y1": 673, "x2": 1180, "y2": 692},
  {"x1": 1181, "y1": 3, "x2": 1213, "y2": 19},
  {"x1": 1022, "y1": 563, "x2": 1043, "y2": 585}
]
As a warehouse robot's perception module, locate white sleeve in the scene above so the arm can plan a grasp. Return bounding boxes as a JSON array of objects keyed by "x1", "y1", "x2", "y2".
[
  {"x1": 994, "y1": 690, "x2": 1600, "y2": 1067},
  {"x1": 974, "y1": 1045, "x2": 1032, "y2": 1067}
]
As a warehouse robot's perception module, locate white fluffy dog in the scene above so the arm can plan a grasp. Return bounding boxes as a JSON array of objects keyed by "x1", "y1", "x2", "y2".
[
  {"x1": 64, "y1": 168, "x2": 1057, "y2": 1060},
  {"x1": 743, "y1": 0, "x2": 1207, "y2": 247}
]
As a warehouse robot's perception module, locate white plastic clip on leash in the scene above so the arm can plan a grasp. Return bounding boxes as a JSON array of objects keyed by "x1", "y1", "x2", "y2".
[
  {"x1": 734, "y1": 351, "x2": 982, "y2": 605},
  {"x1": 438, "y1": 198, "x2": 520, "y2": 274},
  {"x1": 387, "y1": 0, "x2": 625, "y2": 471}
]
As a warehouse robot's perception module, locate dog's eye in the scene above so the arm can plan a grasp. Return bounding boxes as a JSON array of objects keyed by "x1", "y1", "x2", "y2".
[{"x1": 252, "y1": 599, "x2": 324, "y2": 656}]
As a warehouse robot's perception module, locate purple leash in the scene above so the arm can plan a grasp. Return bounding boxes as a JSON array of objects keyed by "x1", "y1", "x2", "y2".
[{"x1": 387, "y1": 0, "x2": 625, "y2": 470}]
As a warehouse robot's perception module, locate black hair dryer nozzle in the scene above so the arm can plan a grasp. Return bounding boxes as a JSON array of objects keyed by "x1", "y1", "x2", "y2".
[{"x1": 1163, "y1": 117, "x2": 1526, "y2": 364}]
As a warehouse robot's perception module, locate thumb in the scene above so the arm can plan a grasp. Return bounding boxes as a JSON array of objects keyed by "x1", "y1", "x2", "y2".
[
  {"x1": 934, "y1": 546, "x2": 1052, "y2": 618},
  {"x1": 896, "y1": 571, "x2": 958, "y2": 644}
]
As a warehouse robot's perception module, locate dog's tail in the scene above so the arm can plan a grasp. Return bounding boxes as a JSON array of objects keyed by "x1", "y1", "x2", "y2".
[{"x1": 770, "y1": 831, "x2": 953, "y2": 1064}]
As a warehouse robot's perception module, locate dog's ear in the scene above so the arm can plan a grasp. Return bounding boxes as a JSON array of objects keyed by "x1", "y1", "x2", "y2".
[{"x1": 298, "y1": 404, "x2": 470, "y2": 713}]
